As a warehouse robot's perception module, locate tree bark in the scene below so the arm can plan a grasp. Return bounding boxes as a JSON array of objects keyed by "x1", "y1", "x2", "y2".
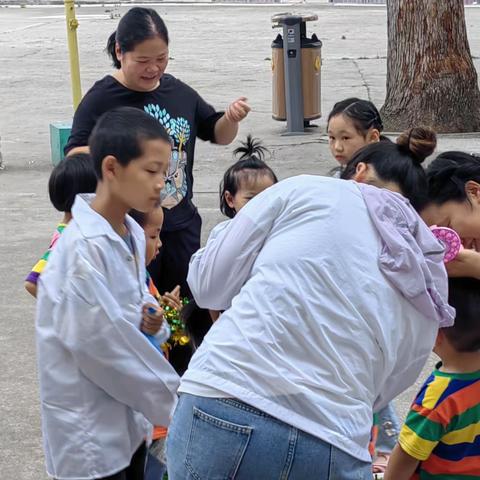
[{"x1": 381, "y1": 0, "x2": 480, "y2": 133}]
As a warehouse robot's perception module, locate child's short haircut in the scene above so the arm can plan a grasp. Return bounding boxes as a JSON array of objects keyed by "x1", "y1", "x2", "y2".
[
  {"x1": 129, "y1": 200, "x2": 162, "y2": 228},
  {"x1": 48, "y1": 153, "x2": 97, "y2": 213},
  {"x1": 444, "y1": 277, "x2": 480, "y2": 352},
  {"x1": 129, "y1": 209, "x2": 149, "y2": 228},
  {"x1": 89, "y1": 106, "x2": 172, "y2": 179}
]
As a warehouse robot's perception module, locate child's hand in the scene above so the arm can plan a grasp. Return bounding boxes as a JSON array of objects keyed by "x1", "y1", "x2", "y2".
[
  {"x1": 162, "y1": 285, "x2": 182, "y2": 311},
  {"x1": 141, "y1": 304, "x2": 164, "y2": 336},
  {"x1": 225, "y1": 97, "x2": 251, "y2": 123},
  {"x1": 25, "y1": 281, "x2": 38, "y2": 298}
]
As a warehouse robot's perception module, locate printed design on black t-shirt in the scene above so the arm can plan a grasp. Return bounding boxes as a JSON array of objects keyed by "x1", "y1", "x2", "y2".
[{"x1": 144, "y1": 104, "x2": 191, "y2": 209}]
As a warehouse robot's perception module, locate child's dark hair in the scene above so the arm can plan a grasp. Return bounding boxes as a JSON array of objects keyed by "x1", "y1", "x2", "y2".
[
  {"x1": 48, "y1": 153, "x2": 97, "y2": 213},
  {"x1": 426, "y1": 151, "x2": 480, "y2": 205},
  {"x1": 128, "y1": 209, "x2": 148, "y2": 228},
  {"x1": 129, "y1": 200, "x2": 162, "y2": 228},
  {"x1": 89, "y1": 107, "x2": 171, "y2": 179},
  {"x1": 106, "y1": 7, "x2": 169, "y2": 69},
  {"x1": 341, "y1": 127, "x2": 437, "y2": 211},
  {"x1": 328, "y1": 98, "x2": 384, "y2": 136},
  {"x1": 443, "y1": 277, "x2": 480, "y2": 352},
  {"x1": 220, "y1": 135, "x2": 278, "y2": 218}
]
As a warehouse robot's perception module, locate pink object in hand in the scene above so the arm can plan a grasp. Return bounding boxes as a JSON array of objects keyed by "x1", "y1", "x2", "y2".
[{"x1": 431, "y1": 226, "x2": 462, "y2": 263}]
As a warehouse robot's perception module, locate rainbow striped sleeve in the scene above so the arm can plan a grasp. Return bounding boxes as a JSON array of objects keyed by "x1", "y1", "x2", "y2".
[
  {"x1": 399, "y1": 373, "x2": 448, "y2": 461},
  {"x1": 399, "y1": 367, "x2": 480, "y2": 478},
  {"x1": 25, "y1": 224, "x2": 66, "y2": 285}
]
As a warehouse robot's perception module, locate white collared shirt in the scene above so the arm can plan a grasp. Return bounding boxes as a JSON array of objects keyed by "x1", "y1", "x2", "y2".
[
  {"x1": 183, "y1": 176, "x2": 438, "y2": 462},
  {"x1": 36, "y1": 194, "x2": 180, "y2": 480}
]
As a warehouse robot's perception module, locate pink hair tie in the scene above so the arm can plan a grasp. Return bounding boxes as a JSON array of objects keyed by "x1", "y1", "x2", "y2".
[{"x1": 430, "y1": 226, "x2": 462, "y2": 263}]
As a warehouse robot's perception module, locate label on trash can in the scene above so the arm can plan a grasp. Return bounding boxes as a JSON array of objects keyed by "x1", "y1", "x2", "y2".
[{"x1": 287, "y1": 27, "x2": 296, "y2": 44}]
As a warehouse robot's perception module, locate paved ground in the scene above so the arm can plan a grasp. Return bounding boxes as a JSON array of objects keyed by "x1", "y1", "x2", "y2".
[{"x1": 1, "y1": 3, "x2": 480, "y2": 478}]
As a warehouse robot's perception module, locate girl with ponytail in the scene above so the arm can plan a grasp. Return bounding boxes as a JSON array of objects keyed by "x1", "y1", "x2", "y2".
[
  {"x1": 188, "y1": 136, "x2": 277, "y2": 326},
  {"x1": 327, "y1": 98, "x2": 384, "y2": 165},
  {"x1": 220, "y1": 135, "x2": 278, "y2": 218}
]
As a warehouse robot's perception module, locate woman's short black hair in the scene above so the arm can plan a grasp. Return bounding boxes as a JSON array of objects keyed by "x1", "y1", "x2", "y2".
[
  {"x1": 341, "y1": 127, "x2": 437, "y2": 211},
  {"x1": 48, "y1": 153, "x2": 97, "y2": 213},
  {"x1": 444, "y1": 277, "x2": 480, "y2": 352},
  {"x1": 427, "y1": 151, "x2": 480, "y2": 205},
  {"x1": 328, "y1": 97, "x2": 384, "y2": 136},
  {"x1": 220, "y1": 135, "x2": 278, "y2": 219},
  {"x1": 106, "y1": 7, "x2": 169, "y2": 69},
  {"x1": 89, "y1": 106, "x2": 171, "y2": 179}
]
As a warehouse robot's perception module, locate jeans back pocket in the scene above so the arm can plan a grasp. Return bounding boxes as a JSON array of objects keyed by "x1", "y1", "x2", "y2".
[{"x1": 185, "y1": 406, "x2": 252, "y2": 480}]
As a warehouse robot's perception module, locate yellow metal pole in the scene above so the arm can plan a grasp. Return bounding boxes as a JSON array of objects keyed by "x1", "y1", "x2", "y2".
[{"x1": 64, "y1": 0, "x2": 82, "y2": 110}]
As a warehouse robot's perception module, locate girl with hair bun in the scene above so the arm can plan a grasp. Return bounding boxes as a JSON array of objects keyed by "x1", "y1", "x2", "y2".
[
  {"x1": 341, "y1": 125, "x2": 437, "y2": 475},
  {"x1": 169, "y1": 130, "x2": 450, "y2": 479},
  {"x1": 342, "y1": 126, "x2": 437, "y2": 211}
]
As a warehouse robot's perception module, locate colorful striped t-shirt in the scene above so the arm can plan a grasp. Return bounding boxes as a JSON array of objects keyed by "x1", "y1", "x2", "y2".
[
  {"x1": 25, "y1": 223, "x2": 67, "y2": 285},
  {"x1": 399, "y1": 364, "x2": 480, "y2": 479}
]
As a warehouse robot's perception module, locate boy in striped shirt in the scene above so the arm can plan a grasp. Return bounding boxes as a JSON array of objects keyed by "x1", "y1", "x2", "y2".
[{"x1": 385, "y1": 277, "x2": 480, "y2": 480}]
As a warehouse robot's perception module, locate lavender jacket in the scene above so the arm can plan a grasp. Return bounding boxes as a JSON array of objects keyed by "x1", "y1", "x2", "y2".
[{"x1": 358, "y1": 183, "x2": 455, "y2": 328}]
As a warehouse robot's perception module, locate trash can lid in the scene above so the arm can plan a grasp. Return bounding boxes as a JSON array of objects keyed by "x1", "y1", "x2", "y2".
[{"x1": 271, "y1": 12, "x2": 318, "y2": 25}]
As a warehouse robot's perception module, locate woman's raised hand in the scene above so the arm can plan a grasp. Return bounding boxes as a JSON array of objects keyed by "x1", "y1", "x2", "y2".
[{"x1": 225, "y1": 97, "x2": 251, "y2": 123}]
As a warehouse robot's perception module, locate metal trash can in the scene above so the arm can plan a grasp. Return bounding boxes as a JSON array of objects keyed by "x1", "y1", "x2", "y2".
[{"x1": 271, "y1": 13, "x2": 322, "y2": 133}]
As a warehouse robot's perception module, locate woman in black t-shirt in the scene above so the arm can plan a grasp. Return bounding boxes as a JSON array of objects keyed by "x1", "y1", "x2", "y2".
[{"x1": 65, "y1": 7, "x2": 250, "y2": 303}]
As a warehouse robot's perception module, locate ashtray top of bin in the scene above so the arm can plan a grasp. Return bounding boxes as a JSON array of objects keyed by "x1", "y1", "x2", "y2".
[{"x1": 271, "y1": 12, "x2": 318, "y2": 27}]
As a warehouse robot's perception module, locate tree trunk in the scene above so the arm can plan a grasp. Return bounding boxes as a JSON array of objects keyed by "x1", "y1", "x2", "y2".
[{"x1": 381, "y1": 0, "x2": 480, "y2": 133}]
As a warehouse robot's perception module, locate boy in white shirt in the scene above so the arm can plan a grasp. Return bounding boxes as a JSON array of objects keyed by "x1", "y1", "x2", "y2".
[{"x1": 36, "y1": 107, "x2": 180, "y2": 480}]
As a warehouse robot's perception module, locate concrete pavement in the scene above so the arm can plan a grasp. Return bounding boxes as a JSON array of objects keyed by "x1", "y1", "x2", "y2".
[{"x1": 0, "y1": 3, "x2": 479, "y2": 478}]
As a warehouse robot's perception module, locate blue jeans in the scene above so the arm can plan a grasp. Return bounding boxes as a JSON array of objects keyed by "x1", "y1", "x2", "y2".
[
  {"x1": 145, "y1": 452, "x2": 166, "y2": 480},
  {"x1": 167, "y1": 394, "x2": 371, "y2": 479},
  {"x1": 376, "y1": 402, "x2": 400, "y2": 454}
]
